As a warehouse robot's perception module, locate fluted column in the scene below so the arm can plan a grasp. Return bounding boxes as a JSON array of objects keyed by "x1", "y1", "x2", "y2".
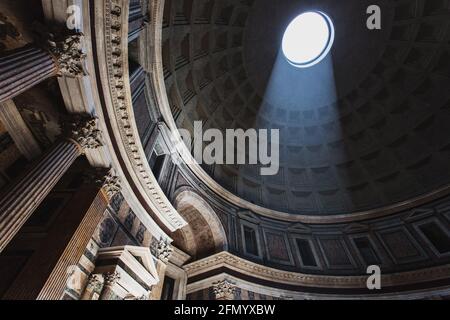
[
  {"x1": 0, "y1": 32, "x2": 86, "y2": 103},
  {"x1": 0, "y1": 99, "x2": 42, "y2": 160},
  {"x1": 0, "y1": 116, "x2": 103, "y2": 253},
  {"x1": 0, "y1": 45, "x2": 58, "y2": 103},
  {"x1": 149, "y1": 238, "x2": 173, "y2": 300},
  {"x1": 37, "y1": 173, "x2": 117, "y2": 300},
  {"x1": 3, "y1": 168, "x2": 120, "y2": 300}
]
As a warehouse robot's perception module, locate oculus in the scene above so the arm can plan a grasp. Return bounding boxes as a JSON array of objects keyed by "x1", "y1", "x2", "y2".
[{"x1": 282, "y1": 11, "x2": 335, "y2": 68}]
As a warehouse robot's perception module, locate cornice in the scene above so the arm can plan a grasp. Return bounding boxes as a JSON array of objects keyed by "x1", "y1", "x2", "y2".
[
  {"x1": 95, "y1": 0, "x2": 187, "y2": 231},
  {"x1": 186, "y1": 272, "x2": 450, "y2": 300},
  {"x1": 184, "y1": 251, "x2": 450, "y2": 289}
]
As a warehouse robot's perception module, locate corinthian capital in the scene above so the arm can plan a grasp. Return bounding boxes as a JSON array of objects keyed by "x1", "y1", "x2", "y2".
[
  {"x1": 87, "y1": 274, "x2": 104, "y2": 291},
  {"x1": 134, "y1": 290, "x2": 151, "y2": 300},
  {"x1": 103, "y1": 271, "x2": 121, "y2": 287},
  {"x1": 67, "y1": 115, "x2": 103, "y2": 150},
  {"x1": 81, "y1": 168, "x2": 121, "y2": 199},
  {"x1": 150, "y1": 237, "x2": 173, "y2": 263},
  {"x1": 34, "y1": 23, "x2": 87, "y2": 78},
  {"x1": 102, "y1": 169, "x2": 121, "y2": 200},
  {"x1": 47, "y1": 33, "x2": 87, "y2": 78},
  {"x1": 212, "y1": 279, "x2": 236, "y2": 300}
]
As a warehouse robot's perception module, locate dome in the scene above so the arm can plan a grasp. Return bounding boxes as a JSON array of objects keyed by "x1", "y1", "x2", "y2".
[{"x1": 162, "y1": 0, "x2": 450, "y2": 215}]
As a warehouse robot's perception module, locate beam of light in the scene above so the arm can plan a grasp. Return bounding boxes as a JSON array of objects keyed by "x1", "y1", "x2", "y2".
[
  {"x1": 260, "y1": 51, "x2": 338, "y2": 113},
  {"x1": 250, "y1": 14, "x2": 343, "y2": 188}
]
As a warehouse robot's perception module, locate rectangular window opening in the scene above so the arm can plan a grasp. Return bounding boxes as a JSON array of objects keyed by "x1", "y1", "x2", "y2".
[
  {"x1": 419, "y1": 222, "x2": 450, "y2": 255},
  {"x1": 244, "y1": 226, "x2": 259, "y2": 256},
  {"x1": 296, "y1": 239, "x2": 318, "y2": 267}
]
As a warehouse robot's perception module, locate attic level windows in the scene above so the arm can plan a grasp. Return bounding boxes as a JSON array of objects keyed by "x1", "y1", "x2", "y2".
[
  {"x1": 243, "y1": 226, "x2": 259, "y2": 256},
  {"x1": 353, "y1": 237, "x2": 380, "y2": 265},
  {"x1": 296, "y1": 239, "x2": 318, "y2": 267},
  {"x1": 419, "y1": 222, "x2": 450, "y2": 255}
]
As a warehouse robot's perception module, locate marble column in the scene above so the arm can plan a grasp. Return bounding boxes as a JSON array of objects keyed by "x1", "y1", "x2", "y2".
[
  {"x1": 0, "y1": 99, "x2": 42, "y2": 160},
  {"x1": 0, "y1": 116, "x2": 103, "y2": 253},
  {"x1": 0, "y1": 45, "x2": 57, "y2": 103},
  {"x1": 37, "y1": 179, "x2": 114, "y2": 300},
  {"x1": 0, "y1": 32, "x2": 86, "y2": 103},
  {"x1": 2, "y1": 168, "x2": 120, "y2": 300},
  {"x1": 149, "y1": 238, "x2": 173, "y2": 300}
]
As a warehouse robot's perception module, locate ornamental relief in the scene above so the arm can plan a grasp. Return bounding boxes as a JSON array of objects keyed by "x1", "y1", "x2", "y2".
[{"x1": 100, "y1": 0, "x2": 186, "y2": 230}]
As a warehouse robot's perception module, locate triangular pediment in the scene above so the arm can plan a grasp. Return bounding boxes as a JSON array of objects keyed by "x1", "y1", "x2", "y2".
[
  {"x1": 287, "y1": 222, "x2": 311, "y2": 233},
  {"x1": 402, "y1": 208, "x2": 434, "y2": 221},
  {"x1": 237, "y1": 210, "x2": 261, "y2": 224},
  {"x1": 343, "y1": 223, "x2": 369, "y2": 233}
]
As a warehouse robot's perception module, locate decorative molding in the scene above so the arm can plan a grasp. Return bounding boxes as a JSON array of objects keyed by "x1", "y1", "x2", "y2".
[
  {"x1": 96, "y1": 0, "x2": 186, "y2": 231},
  {"x1": 188, "y1": 273, "x2": 450, "y2": 300},
  {"x1": 40, "y1": 0, "x2": 172, "y2": 242},
  {"x1": 169, "y1": 247, "x2": 191, "y2": 268},
  {"x1": 184, "y1": 251, "x2": 450, "y2": 289},
  {"x1": 95, "y1": 246, "x2": 160, "y2": 298}
]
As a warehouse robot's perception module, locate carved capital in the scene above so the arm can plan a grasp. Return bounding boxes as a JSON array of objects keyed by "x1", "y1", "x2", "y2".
[
  {"x1": 81, "y1": 167, "x2": 106, "y2": 186},
  {"x1": 134, "y1": 290, "x2": 151, "y2": 300},
  {"x1": 212, "y1": 280, "x2": 236, "y2": 300},
  {"x1": 45, "y1": 32, "x2": 87, "y2": 78},
  {"x1": 102, "y1": 170, "x2": 122, "y2": 200},
  {"x1": 150, "y1": 237, "x2": 173, "y2": 263},
  {"x1": 81, "y1": 168, "x2": 121, "y2": 199},
  {"x1": 67, "y1": 116, "x2": 103, "y2": 150},
  {"x1": 32, "y1": 23, "x2": 87, "y2": 77},
  {"x1": 103, "y1": 271, "x2": 121, "y2": 287},
  {"x1": 87, "y1": 274, "x2": 104, "y2": 291}
]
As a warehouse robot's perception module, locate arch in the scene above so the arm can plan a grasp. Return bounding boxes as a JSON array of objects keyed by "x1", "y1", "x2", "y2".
[{"x1": 173, "y1": 189, "x2": 228, "y2": 258}]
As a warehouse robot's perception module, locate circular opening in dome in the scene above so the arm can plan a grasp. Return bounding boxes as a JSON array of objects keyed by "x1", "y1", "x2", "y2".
[{"x1": 282, "y1": 11, "x2": 335, "y2": 68}]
